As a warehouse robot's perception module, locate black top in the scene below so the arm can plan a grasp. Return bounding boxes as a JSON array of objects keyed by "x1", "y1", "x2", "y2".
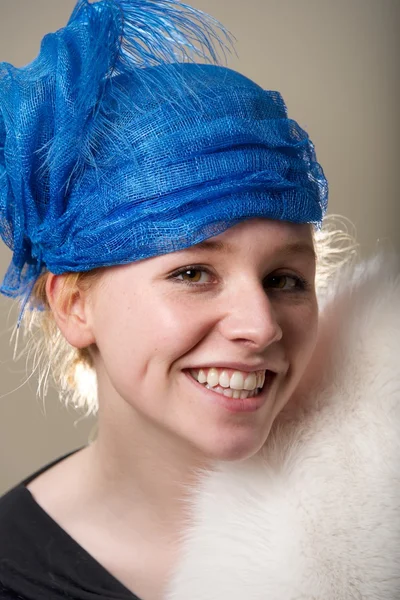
[{"x1": 0, "y1": 450, "x2": 141, "y2": 600}]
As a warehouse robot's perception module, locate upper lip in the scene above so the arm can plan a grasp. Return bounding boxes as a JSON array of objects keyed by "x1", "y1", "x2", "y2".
[{"x1": 185, "y1": 361, "x2": 285, "y2": 374}]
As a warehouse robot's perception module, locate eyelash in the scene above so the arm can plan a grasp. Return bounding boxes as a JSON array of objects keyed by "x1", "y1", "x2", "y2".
[{"x1": 169, "y1": 265, "x2": 310, "y2": 292}]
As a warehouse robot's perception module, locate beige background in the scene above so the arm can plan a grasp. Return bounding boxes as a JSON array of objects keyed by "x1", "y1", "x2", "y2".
[{"x1": 0, "y1": 0, "x2": 399, "y2": 495}]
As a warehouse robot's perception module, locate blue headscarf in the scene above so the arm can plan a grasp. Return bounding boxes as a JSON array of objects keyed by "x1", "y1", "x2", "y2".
[{"x1": 0, "y1": 0, "x2": 328, "y2": 305}]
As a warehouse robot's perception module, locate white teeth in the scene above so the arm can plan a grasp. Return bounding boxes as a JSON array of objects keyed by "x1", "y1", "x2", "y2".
[
  {"x1": 207, "y1": 368, "x2": 220, "y2": 388},
  {"x1": 198, "y1": 369, "x2": 207, "y2": 384},
  {"x1": 201, "y1": 384, "x2": 258, "y2": 400},
  {"x1": 244, "y1": 372, "x2": 257, "y2": 390},
  {"x1": 223, "y1": 388, "x2": 234, "y2": 398},
  {"x1": 219, "y1": 370, "x2": 230, "y2": 388},
  {"x1": 230, "y1": 371, "x2": 245, "y2": 390},
  {"x1": 190, "y1": 367, "x2": 267, "y2": 393}
]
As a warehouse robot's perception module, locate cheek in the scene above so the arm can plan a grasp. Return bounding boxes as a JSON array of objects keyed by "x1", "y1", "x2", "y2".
[
  {"x1": 134, "y1": 297, "x2": 215, "y2": 363},
  {"x1": 283, "y1": 300, "x2": 319, "y2": 373},
  {"x1": 91, "y1": 290, "x2": 216, "y2": 382}
]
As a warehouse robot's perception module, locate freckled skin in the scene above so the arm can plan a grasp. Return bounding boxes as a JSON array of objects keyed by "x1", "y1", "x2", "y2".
[{"x1": 86, "y1": 218, "x2": 318, "y2": 462}]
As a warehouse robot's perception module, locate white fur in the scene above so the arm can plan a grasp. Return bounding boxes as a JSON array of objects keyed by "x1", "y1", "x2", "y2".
[{"x1": 167, "y1": 254, "x2": 400, "y2": 600}]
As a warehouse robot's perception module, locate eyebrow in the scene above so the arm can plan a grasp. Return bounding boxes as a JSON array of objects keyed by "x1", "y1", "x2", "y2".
[
  {"x1": 279, "y1": 242, "x2": 317, "y2": 262},
  {"x1": 186, "y1": 239, "x2": 317, "y2": 262},
  {"x1": 193, "y1": 239, "x2": 229, "y2": 251}
]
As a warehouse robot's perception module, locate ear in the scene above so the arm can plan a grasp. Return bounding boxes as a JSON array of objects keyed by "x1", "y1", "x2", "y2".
[{"x1": 45, "y1": 273, "x2": 96, "y2": 349}]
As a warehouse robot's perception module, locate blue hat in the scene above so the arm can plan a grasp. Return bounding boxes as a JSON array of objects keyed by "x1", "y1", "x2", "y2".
[{"x1": 0, "y1": 0, "x2": 328, "y2": 305}]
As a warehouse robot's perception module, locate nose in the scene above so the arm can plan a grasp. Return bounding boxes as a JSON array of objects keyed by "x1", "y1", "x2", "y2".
[{"x1": 219, "y1": 279, "x2": 283, "y2": 349}]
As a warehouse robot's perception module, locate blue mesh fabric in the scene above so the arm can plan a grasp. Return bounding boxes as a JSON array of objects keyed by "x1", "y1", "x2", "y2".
[{"x1": 0, "y1": 0, "x2": 328, "y2": 304}]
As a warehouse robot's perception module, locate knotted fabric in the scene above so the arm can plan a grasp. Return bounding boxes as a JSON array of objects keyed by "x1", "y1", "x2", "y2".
[{"x1": 0, "y1": 0, "x2": 328, "y2": 304}]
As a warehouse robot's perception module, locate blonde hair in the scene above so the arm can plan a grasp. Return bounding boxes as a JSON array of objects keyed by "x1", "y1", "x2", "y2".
[
  {"x1": 18, "y1": 269, "x2": 102, "y2": 417},
  {"x1": 12, "y1": 215, "x2": 358, "y2": 418}
]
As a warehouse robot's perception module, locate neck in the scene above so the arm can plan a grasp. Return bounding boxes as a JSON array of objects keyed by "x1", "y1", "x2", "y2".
[{"x1": 84, "y1": 397, "x2": 211, "y2": 536}]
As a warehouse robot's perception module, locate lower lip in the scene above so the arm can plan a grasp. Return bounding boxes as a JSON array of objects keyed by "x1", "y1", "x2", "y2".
[{"x1": 184, "y1": 371, "x2": 275, "y2": 413}]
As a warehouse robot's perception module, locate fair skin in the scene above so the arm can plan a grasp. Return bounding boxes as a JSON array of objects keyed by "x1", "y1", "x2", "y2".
[{"x1": 27, "y1": 218, "x2": 318, "y2": 600}]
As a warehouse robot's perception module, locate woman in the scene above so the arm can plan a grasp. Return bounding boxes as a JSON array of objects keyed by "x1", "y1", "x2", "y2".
[{"x1": 0, "y1": 1, "x2": 398, "y2": 599}]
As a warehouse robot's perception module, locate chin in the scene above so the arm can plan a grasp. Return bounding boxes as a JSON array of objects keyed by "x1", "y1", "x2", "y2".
[{"x1": 192, "y1": 427, "x2": 271, "y2": 463}]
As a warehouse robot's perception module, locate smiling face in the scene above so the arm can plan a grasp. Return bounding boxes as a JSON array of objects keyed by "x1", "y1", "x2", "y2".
[{"x1": 85, "y1": 219, "x2": 318, "y2": 462}]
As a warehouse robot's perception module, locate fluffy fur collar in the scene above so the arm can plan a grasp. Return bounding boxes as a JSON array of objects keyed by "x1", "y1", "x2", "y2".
[{"x1": 167, "y1": 254, "x2": 400, "y2": 600}]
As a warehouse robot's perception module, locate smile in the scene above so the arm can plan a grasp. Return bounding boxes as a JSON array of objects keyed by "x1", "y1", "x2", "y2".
[{"x1": 189, "y1": 367, "x2": 266, "y2": 400}]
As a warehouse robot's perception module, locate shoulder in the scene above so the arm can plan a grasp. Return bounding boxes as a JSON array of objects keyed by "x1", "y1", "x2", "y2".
[
  {"x1": 0, "y1": 484, "x2": 31, "y2": 543},
  {"x1": 0, "y1": 449, "x2": 115, "y2": 600},
  {"x1": 0, "y1": 483, "x2": 45, "y2": 598},
  {"x1": 0, "y1": 483, "x2": 37, "y2": 542},
  {"x1": 0, "y1": 459, "x2": 67, "y2": 556},
  {"x1": 0, "y1": 448, "x2": 85, "y2": 577}
]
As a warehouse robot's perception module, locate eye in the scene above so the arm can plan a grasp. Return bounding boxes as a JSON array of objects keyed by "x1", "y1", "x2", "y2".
[
  {"x1": 265, "y1": 274, "x2": 308, "y2": 291},
  {"x1": 170, "y1": 266, "x2": 214, "y2": 285}
]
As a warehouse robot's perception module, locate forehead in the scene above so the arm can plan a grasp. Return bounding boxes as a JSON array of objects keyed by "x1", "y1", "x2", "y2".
[
  {"x1": 101, "y1": 219, "x2": 315, "y2": 287},
  {"x1": 177, "y1": 219, "x2": 315, "y2": 261}
]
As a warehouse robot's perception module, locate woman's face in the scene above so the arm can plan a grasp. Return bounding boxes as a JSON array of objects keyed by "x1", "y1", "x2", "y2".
[{"x1": 87, "y1": 219, "x2": 318, "y2": 461}]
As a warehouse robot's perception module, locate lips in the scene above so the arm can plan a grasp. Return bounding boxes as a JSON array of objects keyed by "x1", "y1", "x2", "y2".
[{"x1": 184, "y1": 369, "x2": 276, "y2": 412}]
